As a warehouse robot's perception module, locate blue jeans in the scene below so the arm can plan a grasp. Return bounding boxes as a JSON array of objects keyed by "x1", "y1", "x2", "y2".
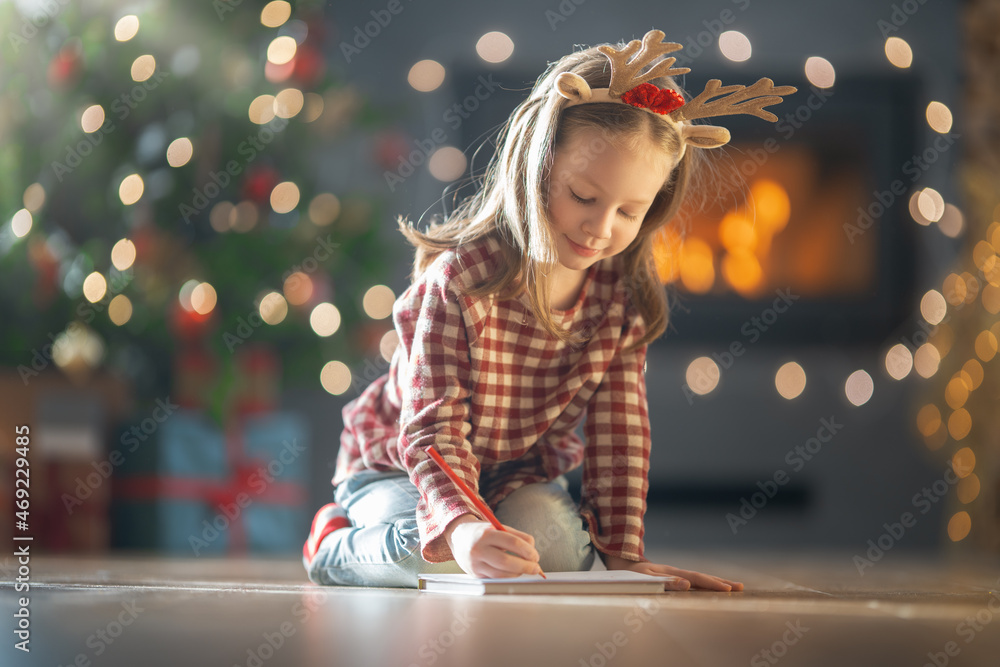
[{"x1": 305, "y1": 470, "x2": 595, "y2": 588}]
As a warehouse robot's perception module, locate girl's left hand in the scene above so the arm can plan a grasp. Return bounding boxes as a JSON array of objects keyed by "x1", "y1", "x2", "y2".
[{"x1": 603, "y1": 554, "x2": 744, "y2": 592}]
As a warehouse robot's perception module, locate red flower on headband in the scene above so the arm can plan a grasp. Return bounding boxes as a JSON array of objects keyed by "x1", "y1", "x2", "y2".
[{"x1": 620, "y1": 83, "x2": 685, "y2": 115}]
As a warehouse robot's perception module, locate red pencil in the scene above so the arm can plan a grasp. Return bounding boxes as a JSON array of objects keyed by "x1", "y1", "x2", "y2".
[{"x1": 426, "y1": 446, "x2": 546, "y2": 579}]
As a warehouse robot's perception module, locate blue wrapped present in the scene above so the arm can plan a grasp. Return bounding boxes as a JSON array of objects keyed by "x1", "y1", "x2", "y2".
[{"x1": 113, "y1": 408, "x2": 309, "y2": 555}]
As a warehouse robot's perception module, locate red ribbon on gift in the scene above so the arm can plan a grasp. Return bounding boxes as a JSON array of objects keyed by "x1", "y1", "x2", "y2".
[{"x1": 115, "y1": 419, "x2": 305, "y2": 553}]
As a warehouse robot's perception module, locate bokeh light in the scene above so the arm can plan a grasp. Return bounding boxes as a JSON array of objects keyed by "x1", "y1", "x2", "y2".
[
  {"x1": 916, "y1": 404, "x2": 941, "y2": 438},
  {"x1": 428, "y1": 147, "x2": 467, "y2": 182},
  {"x1": 685, "y1": 357, "x2": 720, "y2": 396},
  {"x1": 380, "y1": 330, "x2": 400, "y2": 362},
  {"x1": 408, "y1": 60, "x2": 446, "y2": 92},
  {"x1": 947, "y1": 512, "x2": 971, "y2": 542},
  {"x1": 476, "y1": 31, "x2": 514, "y2": 63},
  {"x1": 190, "y1": 282, "x2": 217, "y2": 315},
  {"x1": 167, "y1": 137, "x2": 193, "y2": 167},
  {"x1": 23, "y1": 183, "x2": 45, "y2": 211},
  {"x1": 119, "y1": 174, "x2": 144, "y2": 205},
  {"x1": 261, "y1": 1, "x2": 291, "y2": 27},
  {"x1": 363, "y1": 285, "x2": 395, "y2": 320},
  {"x1": 320, "y1": 361, "x2": 352, "y2": 395},
  {"x1": 719, "y1": 31, "x2": 751, "y2": 62},
  {"x1": 131, "y1": 55, "x2": 156, "y2": 82},
  {"x1": 111, "y1": 238, "x2": 136, "y2": 270},
  {"x1": 283, "y1": 271, "x2": 313, "y2": 306},
  {"x1": 679, "y1": 238, "x2": 715, "y2": 294},
  {"x1": 926, "y1": 101, "x2": 953, "y2": 134},
  {"x1": 309, "y1": 193, "x2": 341, "y2": 226},
  {"x1": 917, "y1": 188, "x2": 945, "y2": 222},
  {"x1": 844, "y1": 370, "x2": 873, "y2": 406},
  {"x1": 11, "y1": 209, "x2": 32, "y2": 238},
  {"x1": 114, "y1": 15, "x2": 140, "y2": 42},
  {"x1": 249, "y1": 94, "x2": 277, "y2": 124},
  {"x1": 108, "y1": 294, "x2": 133, "y2": 326},
  {"x1": 774, "y1": 361, "x2": 806, "y2": 399},
  {"x1": 913, "y1": 342, "x2": 941, "y2": 378},
  {"x1": 884, "y1": 36, "x2": 912, "y2": 68},
  {"x1": 310, "y1": 303, "x2": 341, "y2": 337},
  {"x1": 83, "y1": 272, "x2": 108, "y2": 303},
  {"x1": 884, "y1": 344, "x2": 913, "y2": 380},
  {"x1": 948, "y1": 408, "x2": 971, "y2": 440},
  {"x1": 81, "y1": 105, "x2": 105, "y2": 133},
  {"x1": 920, "y1": 289, "x2": 947, "y2": 325},
  {"x1": 259, "y1": 292, "x2": 288, "y2": 325},
  {"x1": 957, "y1": 474, "x2": 980, "y2": 504},
  {"x1": 974, "y1": 330, "x2": 997, "y2": 361},
  {"x1": 937, "y1": 204, "x2": 964, "y2": 238},
  {"x1": 804, "y1": 56, "x2": 835, "y2": 88},
  {"x1": 267, "y1": 36, "x2": 297, "y2": 65},
  {"x1": 274, "y1": 88, "x2": 304, "y2": 118},
  {"x1": 270, "y1": 182, "x2": 300, "y2": 213}
]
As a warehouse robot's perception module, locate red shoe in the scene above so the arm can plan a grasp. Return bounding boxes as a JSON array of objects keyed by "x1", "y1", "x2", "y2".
[{"x1": 303, "y1": 503, "x2": 351, "y2": 565}]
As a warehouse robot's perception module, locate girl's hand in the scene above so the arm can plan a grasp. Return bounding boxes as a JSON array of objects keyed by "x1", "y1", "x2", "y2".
[
  {"x1": 603, "y1": 554, "x2": 744, "y2": 592},
  {"x1": 444, "y1": 514, "x2": 543, "y2": 579}
]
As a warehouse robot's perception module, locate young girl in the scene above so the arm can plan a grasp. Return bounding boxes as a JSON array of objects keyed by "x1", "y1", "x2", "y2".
[{"x1": 303, "y1": 29, "x2": 794, "y2": 589}]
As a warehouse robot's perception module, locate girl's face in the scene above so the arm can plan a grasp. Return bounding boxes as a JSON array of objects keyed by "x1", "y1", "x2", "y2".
[{"x1": 547, "y1": 125, "x2": 675, "y2": 273}]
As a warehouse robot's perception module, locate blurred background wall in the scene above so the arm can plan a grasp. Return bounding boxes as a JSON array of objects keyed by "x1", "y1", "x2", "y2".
[{"x1": 1, "y1": 0, "x2": 995, "y2": 560}]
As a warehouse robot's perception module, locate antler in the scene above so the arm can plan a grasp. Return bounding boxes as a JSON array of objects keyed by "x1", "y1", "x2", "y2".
[
  {"x1": 597, "y1": 29, "x2": 691, "y2": 97},
  {"x1": 671, "y1": 78, "x2": 797, "y2": 123}
]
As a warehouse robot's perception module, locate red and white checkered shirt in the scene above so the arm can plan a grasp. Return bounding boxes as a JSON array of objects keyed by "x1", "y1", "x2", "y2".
[{"x1": 334, "y1": 235, "x2": 650, "y2": 563}]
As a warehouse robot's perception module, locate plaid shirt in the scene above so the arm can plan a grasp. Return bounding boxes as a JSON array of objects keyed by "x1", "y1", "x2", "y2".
[{"x1": 335, "y1": 235, "x2": 650, "y2": 563}]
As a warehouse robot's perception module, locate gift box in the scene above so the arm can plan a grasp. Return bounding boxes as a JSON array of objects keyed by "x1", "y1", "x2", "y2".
[
  {"x1": 112, "y1": 408, "x2": 309, "y2": 555},
  {"x1": 0, "y1": 371, "x2": 131, "y2": 552}
]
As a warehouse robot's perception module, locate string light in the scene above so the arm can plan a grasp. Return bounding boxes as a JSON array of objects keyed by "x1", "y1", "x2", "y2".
[
  {"x1": 719, "y1": 31, "x2": 751, "y2": 62},
  {"x1": 111, "y1": 238, "x2": 136, "y2": 270},
  {"x1": 685, "y1": 357, "x2": 720, "y2": 396},
  {"x1": 408, "y1": 60, "x2": 446, "y2": 92},
  {"x1": 844, "y1": 370, "x2": 873, "y2": 406},
  {"x1": 114, "y1": 15, "x2": 139, "y2": 42},
  {"x1": 476, "y1": 31, "x2": 514, "y2": 63},
  {"x1": 774, "y1": 362, "x2": 806, "y2": 399},
  {"x1": 11, "y1": 209, "x2": 32, "y2": 238},
  {"x1": 310, "y1": 303, "x2": 341, "y2": 337},
  {"x1": 320, "y1": 361, "x2": 352, "y2": 395},
  {"x1": 362, "y1": 285, "x2": 395, "y2": 320}
]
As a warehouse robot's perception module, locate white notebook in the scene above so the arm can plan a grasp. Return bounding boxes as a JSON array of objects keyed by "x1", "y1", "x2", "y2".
[{"x1": 417, "y1": 570, "x2": 675, "y2": 595}]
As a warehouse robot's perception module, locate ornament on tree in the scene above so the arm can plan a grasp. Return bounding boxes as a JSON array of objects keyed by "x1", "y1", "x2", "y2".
[
  {"x1": 241, "y1": 166, "x2": 281, "y2": 207},
  {"x1": 374, "y1": 130, "x2": 413, "y2": 171},
  {"x1": 169, "y1": 299, "x2": 215, "y2": 341},
  {"x1": 292, "y1": 44, "x2": 325, "y2": 88},
  {"x1": 47, "y1": 43, "x2": 82, "y2": 88}
]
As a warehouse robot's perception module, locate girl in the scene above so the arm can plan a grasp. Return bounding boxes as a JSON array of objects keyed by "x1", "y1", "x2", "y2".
[{"x1": 303, "y1": 29, "x2": 794, "y2": 589}]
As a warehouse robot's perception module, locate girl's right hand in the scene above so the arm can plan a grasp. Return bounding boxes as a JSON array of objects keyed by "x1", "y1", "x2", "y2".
[{"x1": 444, "y1": 514, "x2": 543, "y2": 578}]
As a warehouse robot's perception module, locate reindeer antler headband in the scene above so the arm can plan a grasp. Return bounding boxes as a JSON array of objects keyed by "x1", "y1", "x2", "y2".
[{"x1": 556, "y1": 30, "x2": 797, "y2": 154}]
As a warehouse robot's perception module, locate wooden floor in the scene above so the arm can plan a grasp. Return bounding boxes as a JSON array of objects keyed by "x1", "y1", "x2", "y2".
[{"x1": 3, "y1": 549, "x2": 1000, "y2": 667}]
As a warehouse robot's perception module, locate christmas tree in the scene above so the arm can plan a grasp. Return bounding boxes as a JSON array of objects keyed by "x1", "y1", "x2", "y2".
[{"x1": 0, "y1": 0, "x2": 401, "y2": 417}]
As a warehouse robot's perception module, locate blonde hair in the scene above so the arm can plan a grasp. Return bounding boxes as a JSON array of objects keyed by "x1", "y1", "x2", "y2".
[{"x1": 399, "y1": 40, "x2": 709, "y2": 349}]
